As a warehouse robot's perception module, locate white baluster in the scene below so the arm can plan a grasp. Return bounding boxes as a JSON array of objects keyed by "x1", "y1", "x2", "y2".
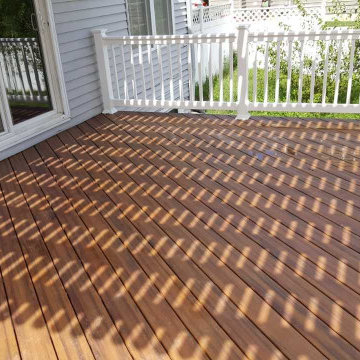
[
  {"x1": 253, "y1": 44, "x2": 258, "y2": 103},
  {"x1": 285, "y1": 40, "x2": 293, "y2": 104},
  {"x1": 346, "y1": 39, "x2": 355, "y2": 105},
  {"x1": 157, "y1": 45, "x2": 165, "y2": 101},
  {"x1": 139, "y1": 44, "x2": 147, "y2": 100},
  {"x1": 264, "y1": 41, "x2": 269, "y2": 104},
  {"x1": 298, "y1": 39, "x2": 305, "y2": 103},
  {"x1": 274, "y1": 41, "x2": 281, "y2": 104},
  {"x1": 219, "y1": 42, "x2": 223, "y2": 103},
  {"x1": 188, "y1": 44, "x2": 194, "y2": 102},
  {"x1": 120, "y1": 45, "x2": 128, "y2": 100},
  {"x1": 130, "y1": 44, "x2": 137, "y2": 100},
  {"x1": 229, "y1": 41, "x2": 234, "y2": 103},
  {"x1": 209, "y1": 43, "x2": 213, "y2": 102},
  {"x1": 168, "y1": 45, "x2": 174, "y2": 102},
  {"x1": 236, "y1": 25, "x2": 250, "y2": 120},
  {"x1": 111, "y1": 45, "x2": 121, "y2": 99},
  {"x1": 177, "y1": 44, "x2": 184, "y2": 102},
  {"x1": 147, "y1": 44, "x2": 156, "y2": 101},
  {"x1": 322, "y1": 41, "x2": 330, "y2": 104},
  {"x1": 333, "y1": 39, "x2": 342, "y2": 105},
  {"x1": 310, "y1": 47, "x2": 317, "y2": 104},
  {"x1": 197, "y1": 42, "x2": 203, "y2": 102}
]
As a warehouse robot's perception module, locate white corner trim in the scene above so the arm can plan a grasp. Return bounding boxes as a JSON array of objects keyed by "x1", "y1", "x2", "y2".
[{"x1": 171, "y1": 0, "x2": 177, "y2": 34}]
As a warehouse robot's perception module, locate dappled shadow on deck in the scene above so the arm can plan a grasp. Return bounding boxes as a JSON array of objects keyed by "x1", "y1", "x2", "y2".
[{"x1": 0, "y1": 111, "x2": 360, "y2": 360}]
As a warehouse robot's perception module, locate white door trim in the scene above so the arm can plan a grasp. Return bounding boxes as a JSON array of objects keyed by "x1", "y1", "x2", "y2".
[{"x1": 37, "y1": 0, "x2": 70, "y2": 118}]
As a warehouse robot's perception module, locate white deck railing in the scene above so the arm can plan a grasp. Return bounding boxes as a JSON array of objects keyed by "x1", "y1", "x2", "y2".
[
  {"x1": 0, "y1": 38, "x2": 49, "y2": 104},
  {"x1": 93, "y1": 27, "x2": 360, "y2": 120},
  {"x1": 248, "y1": 29, "x2": 360, "y2": 114}
]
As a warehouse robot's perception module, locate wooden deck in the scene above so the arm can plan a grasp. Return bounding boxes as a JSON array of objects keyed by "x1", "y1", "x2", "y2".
[{"x1": 0, "y1": 111, "x2": 360, "y2": 360}]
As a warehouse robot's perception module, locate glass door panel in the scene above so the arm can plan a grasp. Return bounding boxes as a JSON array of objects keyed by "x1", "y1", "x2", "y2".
[
  {"x1": 0, "y1": 0, "x2": 52, "y2": 125},
  {"x1": 154, "y1": 0, "x2": 173, "y2": 35}
]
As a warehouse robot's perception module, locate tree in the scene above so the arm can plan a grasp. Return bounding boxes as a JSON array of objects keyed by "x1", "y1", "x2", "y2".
[{"x1": 0, "y1": 0, "x2": 36, "y2": 38}]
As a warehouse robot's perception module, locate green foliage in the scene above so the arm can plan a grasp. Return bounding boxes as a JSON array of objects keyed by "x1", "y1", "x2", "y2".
[
  {"x1": 328, "y1": 0, "x2": 347, "y2": 16},
  {"x1": 325, "y1": 20, "x2": 357, "y2": 27},
  {"x1": 356, "y1": 0, "x2": 360, "y2": 28},
  {"x1": 0, "y1": 0, "x2": 36, "y2": 38}
]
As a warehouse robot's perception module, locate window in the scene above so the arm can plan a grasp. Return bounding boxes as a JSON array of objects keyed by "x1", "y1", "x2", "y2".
[{"x1": 127, "y1": 0, "x2": 174, "y2": 35}]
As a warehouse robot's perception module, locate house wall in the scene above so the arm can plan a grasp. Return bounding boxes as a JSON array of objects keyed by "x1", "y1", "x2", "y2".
[{"x1": 51, "y1": 0, "x2": 189, "y2": 123}]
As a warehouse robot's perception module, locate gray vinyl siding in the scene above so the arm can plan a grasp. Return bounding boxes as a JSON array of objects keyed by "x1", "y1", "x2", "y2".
[{"x1": 51, "y1": 0, "x2": 189, "y2": 123}]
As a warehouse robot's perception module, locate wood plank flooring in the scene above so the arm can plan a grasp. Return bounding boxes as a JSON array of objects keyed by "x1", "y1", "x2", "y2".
[{"x1": 0, "y1": 111, "x2": 360, "y2": 360}]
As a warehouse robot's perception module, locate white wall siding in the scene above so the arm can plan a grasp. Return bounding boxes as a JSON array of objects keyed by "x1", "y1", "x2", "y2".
[{"x1": 51, "y1": 0, "x2": 189, "y2": 123}]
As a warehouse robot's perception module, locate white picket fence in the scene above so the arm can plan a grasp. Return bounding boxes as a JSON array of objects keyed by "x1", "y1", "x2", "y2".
[
  {"x1": 192, "y1": 3, "x2": 232, "y2": 33},
  {"x1": 0, "y1": 38, "x2": 49, "y2": 104},
  {"x1": 232, "y1": 5, "x2": 325, "y2": 31},
  {"x1": 93, "y1": 27, "x2": 360, "y2": 119},
  {"x1": 191, "y1": 3, "x2": 326, "y2": 32}
]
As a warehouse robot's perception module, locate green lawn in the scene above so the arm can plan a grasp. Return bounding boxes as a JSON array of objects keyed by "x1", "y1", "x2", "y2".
[{"x1": 324, "y1": 20, "x2": 357, "y2": 28}]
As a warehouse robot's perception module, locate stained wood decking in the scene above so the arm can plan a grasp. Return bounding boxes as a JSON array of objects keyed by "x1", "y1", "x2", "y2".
[{"x1": 0, "y1": 111, "x2": 360, "y2": 360}]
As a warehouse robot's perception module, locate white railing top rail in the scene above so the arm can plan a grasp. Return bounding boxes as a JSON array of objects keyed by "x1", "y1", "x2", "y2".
[
  {"x1": 101, "y1": 33, "x2": 237, "y2": 45},
  {"x1": 101, "y1": 28, "x2": 360, "y2": 44},
  {"x1": 249, "y1": 28, "x2": 360, "y2": 40}
]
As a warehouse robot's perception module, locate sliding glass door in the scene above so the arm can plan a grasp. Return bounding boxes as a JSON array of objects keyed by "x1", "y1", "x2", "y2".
[{"x1": 0, "y1": 0, "x2": 53, "y2": 125}]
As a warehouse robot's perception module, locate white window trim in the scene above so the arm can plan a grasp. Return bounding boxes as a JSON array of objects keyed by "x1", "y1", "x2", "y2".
[
  {"x1": 125, "y1": 0, "x2": 177, "y2": 36},
  {"x1": 0, "y1": 0, "x2": 71, "y2": 160}
]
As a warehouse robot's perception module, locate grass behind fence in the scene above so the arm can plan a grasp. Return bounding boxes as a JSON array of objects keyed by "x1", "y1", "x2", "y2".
[{"x1": 195, "y1": 53, "x2": 360, "y2": 120}]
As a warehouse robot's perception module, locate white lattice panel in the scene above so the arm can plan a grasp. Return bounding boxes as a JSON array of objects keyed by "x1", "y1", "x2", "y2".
[
  {"x1": 233, "y1": 5, "x2": 324, "y2": 31},
  {"x1": 203, "y1": 4, "x2": 231, "y2": 23},
  {"x1": 192, "y1": 4, "x2": 232, "y2": 31}
]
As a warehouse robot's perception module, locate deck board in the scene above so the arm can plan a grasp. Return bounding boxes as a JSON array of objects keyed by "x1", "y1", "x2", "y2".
[
  {"x1": 0, "y1": 256, "x2": 20, "y2": 360},
  {"x1": 0, "y1": 111, "x2": 360, "y2": 360},
  {"x1": 103, "y1": 113, "x2": 359, "y2": 356},
  {"x1": 46, "y1": 132, "x2": 210, "y2": 360},
  {"x1": 0, "y1": 164, "x2": 57, "y2": 360}
]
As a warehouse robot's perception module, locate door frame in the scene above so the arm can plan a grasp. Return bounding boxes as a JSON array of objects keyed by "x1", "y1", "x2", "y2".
[{"x1": 0, "y1": 0, "x2": 70, "y2": 158}]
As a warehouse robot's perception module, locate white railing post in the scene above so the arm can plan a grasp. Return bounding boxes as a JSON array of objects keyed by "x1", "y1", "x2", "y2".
[
  {"x1": 199, "y1": 6, "x2": 204, "y2": 32},
  {"x1": 236, "y1": 25, "x2": 250, "y2": 120},
  {"x1": 187, "y1": 2, "x2": 194, "y2": 32},
  {"x1": 92, "y1": 29, "x2": 117, "y2": 114},
  {"x1": 321, "y1": 0, "x2": 326, "y2": 18}
]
